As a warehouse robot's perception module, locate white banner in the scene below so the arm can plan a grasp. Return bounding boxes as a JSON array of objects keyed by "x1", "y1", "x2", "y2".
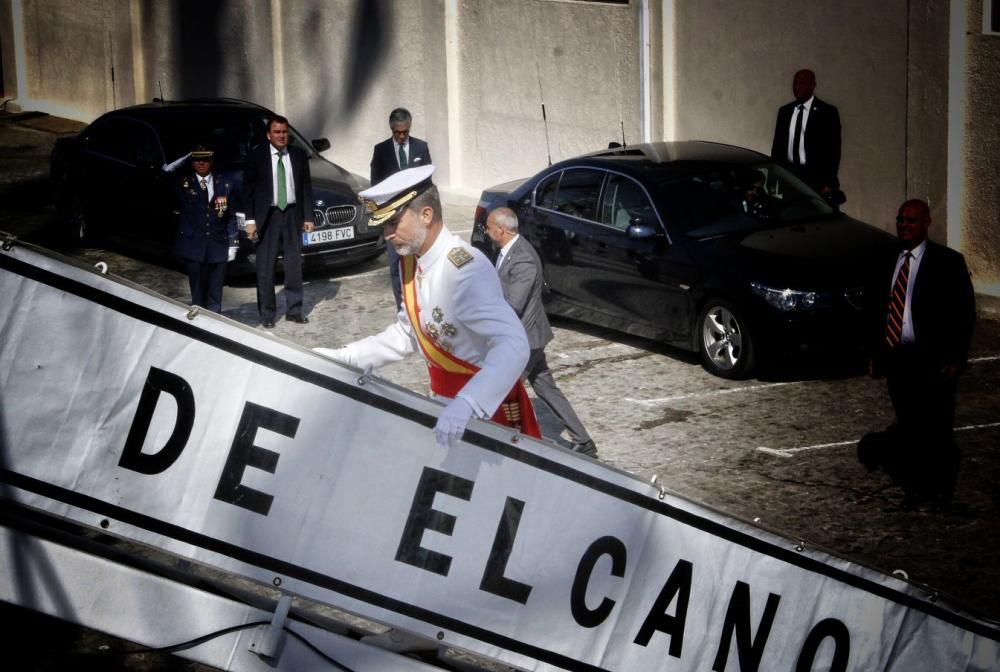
[{"x1": 1, "y1": 241, "x2": 998, "y2": 671}]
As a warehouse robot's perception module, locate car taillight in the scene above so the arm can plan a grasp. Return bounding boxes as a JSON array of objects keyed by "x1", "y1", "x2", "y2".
[{"x1": 473, "y1": 205, "x2": 486, "y2": 227}]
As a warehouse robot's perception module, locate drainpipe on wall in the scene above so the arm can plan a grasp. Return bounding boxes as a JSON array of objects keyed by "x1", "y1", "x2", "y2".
[
  {"x1": 11, "y1": 0, "x2": 25, "y2": 110},
  {"x1": 445, "y1": 0, "x2": 461, "y2": 191},
  {"x1": 271, "y1": 0, "x2": 285, "y2": 114},
  {"x1": 640, "y1": 0, "x2": 651, "y2": 142},
  {"x1": 946, "y1": 0, "x2": 966, "y2": 253},
  {"x1": 661, "y1": 0, "x2": 676, "y2": 142}
]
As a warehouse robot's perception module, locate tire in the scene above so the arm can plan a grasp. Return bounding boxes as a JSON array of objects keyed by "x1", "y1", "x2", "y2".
[{"x1": 697, "y1": 299, "x2": 756, "y2": 379}]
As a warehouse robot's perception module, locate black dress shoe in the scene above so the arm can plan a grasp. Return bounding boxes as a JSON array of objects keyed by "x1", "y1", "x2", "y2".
[
  {"x1": 286, "y1": 315, "x2": 309, "y2": 324},
  {"x1": 261, "y1": 320, "x2": 276, "y2": 329}
]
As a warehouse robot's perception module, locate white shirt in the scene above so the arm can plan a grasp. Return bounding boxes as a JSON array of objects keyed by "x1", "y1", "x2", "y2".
[
  {"x1": 196, "y1": 173, "x2": 214, "y2": 201},
  {"x1": 495, "y1": 234, "x2": 519, "y2": 270},
  {"x1": 786, "y1": 96, "x2": 814, "y2": 165},
  {"x1": 890, "y1": 240, "x2": 927, "y2": 344},
  {"x1": 317, "y1": 227, "x2": 529, "y2": 418},
  {"x1": 270, "y1": 146, "x2": 296, "y2": 207}
]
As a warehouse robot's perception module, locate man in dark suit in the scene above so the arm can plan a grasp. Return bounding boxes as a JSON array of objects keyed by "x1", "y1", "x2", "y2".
[
  {"x1": 486, "y1": 207, "x2": 597, "y2": 458},
  {"x1": 172, "y1": 145, "x2": 238, "y2": 313},
  {"x1": 244, "y1": 115, "x2": 314, "y2": 328},
  {"x1": 866, "y1": 199, "x2": 976, "y2": 510},
  {"x1": 370, "y1": 108, "x2": 432, "y2": 310},
  {"x1": 770, "y1": 69, "x2": 842, "y2": 201}
]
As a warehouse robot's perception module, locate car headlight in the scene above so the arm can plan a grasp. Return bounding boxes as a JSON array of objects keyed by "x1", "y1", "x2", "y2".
[{"x1": 750, "y1": 282, "x2": 818, "y2": 312}]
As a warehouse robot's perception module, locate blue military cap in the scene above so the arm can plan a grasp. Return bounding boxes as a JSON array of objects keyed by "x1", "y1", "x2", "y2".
[{"x1": 190, "y1": 144, "x2": 214, "y2": 159}]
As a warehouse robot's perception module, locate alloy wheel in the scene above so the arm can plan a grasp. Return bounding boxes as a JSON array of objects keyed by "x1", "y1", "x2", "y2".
[{"x1": 699, "y1": 301, "x2": 754, "y2": 378}]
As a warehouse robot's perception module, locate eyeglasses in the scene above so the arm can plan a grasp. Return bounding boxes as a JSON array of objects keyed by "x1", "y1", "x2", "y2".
[{"x1": 895, "y1": 215, "x2": 921, "y2": 224}]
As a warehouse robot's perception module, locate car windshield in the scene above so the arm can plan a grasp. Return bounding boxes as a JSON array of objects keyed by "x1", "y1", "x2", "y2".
[
  {"x1": 654, "y1": 162, "x2": 835, "y2": 238},
  {"x1": 155, "y1": 112, "x2": 314, "y2": 169}
]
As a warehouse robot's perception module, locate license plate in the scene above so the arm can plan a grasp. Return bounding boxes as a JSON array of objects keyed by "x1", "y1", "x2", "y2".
[{"x1": 303, "y1": 227, "x2": 355, "y2": 246}]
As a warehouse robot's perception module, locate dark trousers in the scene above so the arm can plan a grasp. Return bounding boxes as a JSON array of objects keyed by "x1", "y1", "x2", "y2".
[
  {"x1": 524, "y1": 348, "x2": 591, "y2": 445},
  {"x1": 387, "y1": 244, "x2": 403, "y2": 309},
  {"x1": 255, "y1": 206, "x2": 304, "y2": 322},
  {"x1": 183, "y1": 259, "x2": 226, "y2": 312},
  {"x1": 885, "y1": 346, "x2": 961, "y2": 502}
]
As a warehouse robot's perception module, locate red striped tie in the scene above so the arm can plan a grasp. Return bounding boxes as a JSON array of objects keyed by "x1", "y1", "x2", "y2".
[{"x1": 885, "y1": 252, "x2": 911, "y2": 348}]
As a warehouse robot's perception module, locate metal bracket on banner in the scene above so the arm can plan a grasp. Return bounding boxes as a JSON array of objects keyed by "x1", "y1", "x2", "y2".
[
  {"x1": 357, "y1": 363, "x2": 375, "y2": 386},
  {"x1": 186, "y1": 306, "x2": 200, "y2": 320},
  {"x1": 248, "y1": 593, "x2": 292, "y2": 660},
  {"x1": 650, "y1": 474, "x2": 667, "y2": 500},
  {"x1": 1, "y1": 234, "x2": 17, "y2": 251}
]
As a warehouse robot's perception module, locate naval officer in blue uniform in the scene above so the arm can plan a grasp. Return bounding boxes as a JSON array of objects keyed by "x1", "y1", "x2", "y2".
[{"x1": 173, "y1": 145, "x2": 239, "y2": 312}]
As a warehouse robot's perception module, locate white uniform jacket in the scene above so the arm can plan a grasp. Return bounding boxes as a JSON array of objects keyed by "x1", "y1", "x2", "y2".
[{"x1": 320, "y1": 227, "x2": 529, "y2": 418}]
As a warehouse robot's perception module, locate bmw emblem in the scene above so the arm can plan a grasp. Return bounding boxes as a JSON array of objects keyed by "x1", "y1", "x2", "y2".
[{"x1": 315, "y1": 200, "x2": 325, "y2": 208}]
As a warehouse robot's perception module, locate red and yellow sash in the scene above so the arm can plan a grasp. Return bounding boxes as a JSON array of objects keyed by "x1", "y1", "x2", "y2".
[{"x1": 401, "y1": 254, "x2": 540, "y2": 438}]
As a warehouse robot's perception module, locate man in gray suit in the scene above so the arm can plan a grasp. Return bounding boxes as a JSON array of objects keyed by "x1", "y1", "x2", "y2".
[{"x1": 486, "y1": 207, "x2": 597, "y2": 458}]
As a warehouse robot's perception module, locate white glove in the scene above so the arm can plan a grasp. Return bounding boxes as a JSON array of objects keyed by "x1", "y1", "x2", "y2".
[
  {"x1": 313, "y1": 347, "x2": 351, "y2": 364},
  {"x1": 227, "y1": 246, "x2": 238, "y2": 262},
  {"x1": 162, "y1": 152, "x2": 191, "y2": 173},
  {"x1": 434, "y1": 397, "x2": 474, "y2": 448}
]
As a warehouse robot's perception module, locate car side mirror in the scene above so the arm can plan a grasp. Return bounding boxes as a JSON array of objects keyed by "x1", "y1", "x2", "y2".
[
  {"x1": 627, "y1": 221, "x2": 658, "y2": 239},
  {"x1": 312, "y1": 138, "x2": 331, "y2": 153}
]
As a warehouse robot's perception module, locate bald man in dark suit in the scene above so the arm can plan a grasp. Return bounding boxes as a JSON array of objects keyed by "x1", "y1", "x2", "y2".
[
  {"x1": 771, "y1": 69, "x2": 842, "y2": 201},
  {"x1": 865, "y1": 199, "x2": 975, "y2": 510}
]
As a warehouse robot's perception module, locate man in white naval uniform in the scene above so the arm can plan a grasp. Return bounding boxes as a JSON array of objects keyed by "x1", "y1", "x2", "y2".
[{"x1": 315, "y1": 165, "x2": 538, "y2": 448}]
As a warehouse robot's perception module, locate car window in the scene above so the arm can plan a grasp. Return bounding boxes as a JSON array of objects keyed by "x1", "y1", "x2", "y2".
[
  {"x1": 131, "y1": 122, "x2": 162, "y2": 165},
  {"x1": 157, "y1": 114, "x2": 259, "y2": 167},
  {"x1": 535, "y1": 172, "x2": 561, "y2": 209},
  {"x1": 657, "y1": 163, "x2": 833, "y2": 237},
  {"x1": 86, "y1": 118, "x2": 163, "y2": 166},
  {"x1": 600, "y1": 174, "x2": 656, "y2": 231},
  {"x1": 548, "y1": 168, "x2": 604, "y2": 221},
  {"x1": 86, "y1": 119, "x2": 133, "y2": 163}
]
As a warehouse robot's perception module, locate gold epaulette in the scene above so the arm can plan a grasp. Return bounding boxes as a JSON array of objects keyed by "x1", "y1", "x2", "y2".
[{"x1": 447, "y1": 247, "x2": 473, "y2": 268}]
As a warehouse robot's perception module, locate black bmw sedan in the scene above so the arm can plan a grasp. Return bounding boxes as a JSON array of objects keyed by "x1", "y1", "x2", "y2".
[
  {"x1": 471, "y1": 142, "x2": 896, "y2": 378},
  {"x1": 50, "y1": 98, "x2": 383, "y2": 277}
]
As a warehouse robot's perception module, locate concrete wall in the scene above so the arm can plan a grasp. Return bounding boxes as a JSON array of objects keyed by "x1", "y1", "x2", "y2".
[
  {"x1": 456, "y1": 0, "x2": 640, "y2": 189},
  {"x1": 963, "y1": 0, "x2": 1000, "y2": 293},
  {"x1": 906, "y1": 0, "x2": 951, "y2": 242},
  {"x1": 291, "y1": 0, "x2": 452, "y2": 186},
  {"x1": 0, "y1": 0, "x2": 15, "y2": 98},
  {"x1": 12, "y1": 0, "x2": 135, "y2": 120},
  {"x1": 135, "y1": 0, "x2": 275, "y2": 109}
]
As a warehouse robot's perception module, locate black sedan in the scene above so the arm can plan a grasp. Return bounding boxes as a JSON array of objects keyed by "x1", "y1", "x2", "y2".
[
  {"x1": 472, "y1": 142, "x2": 896, "y2": 378},
  {"x1": 50, "y1": 98, "x2": 383, "y2": 277}
]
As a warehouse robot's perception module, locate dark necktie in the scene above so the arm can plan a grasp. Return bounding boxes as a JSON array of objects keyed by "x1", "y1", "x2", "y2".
[
  {"x1": 276, "y1": 153, "x2": 288, "y2": 211},
  {"x1": 398, "y1": 143, "x2": 407, "y2": 169},
  {"x1": 199, "y1": 177, "x2": 209, "y2": 204},
  {"x1": 791, "y1": 104, "x2": 805, "y2": 165},
  {"x1": 885, "y1": 252, "x2": 912, "y2": 348}
]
